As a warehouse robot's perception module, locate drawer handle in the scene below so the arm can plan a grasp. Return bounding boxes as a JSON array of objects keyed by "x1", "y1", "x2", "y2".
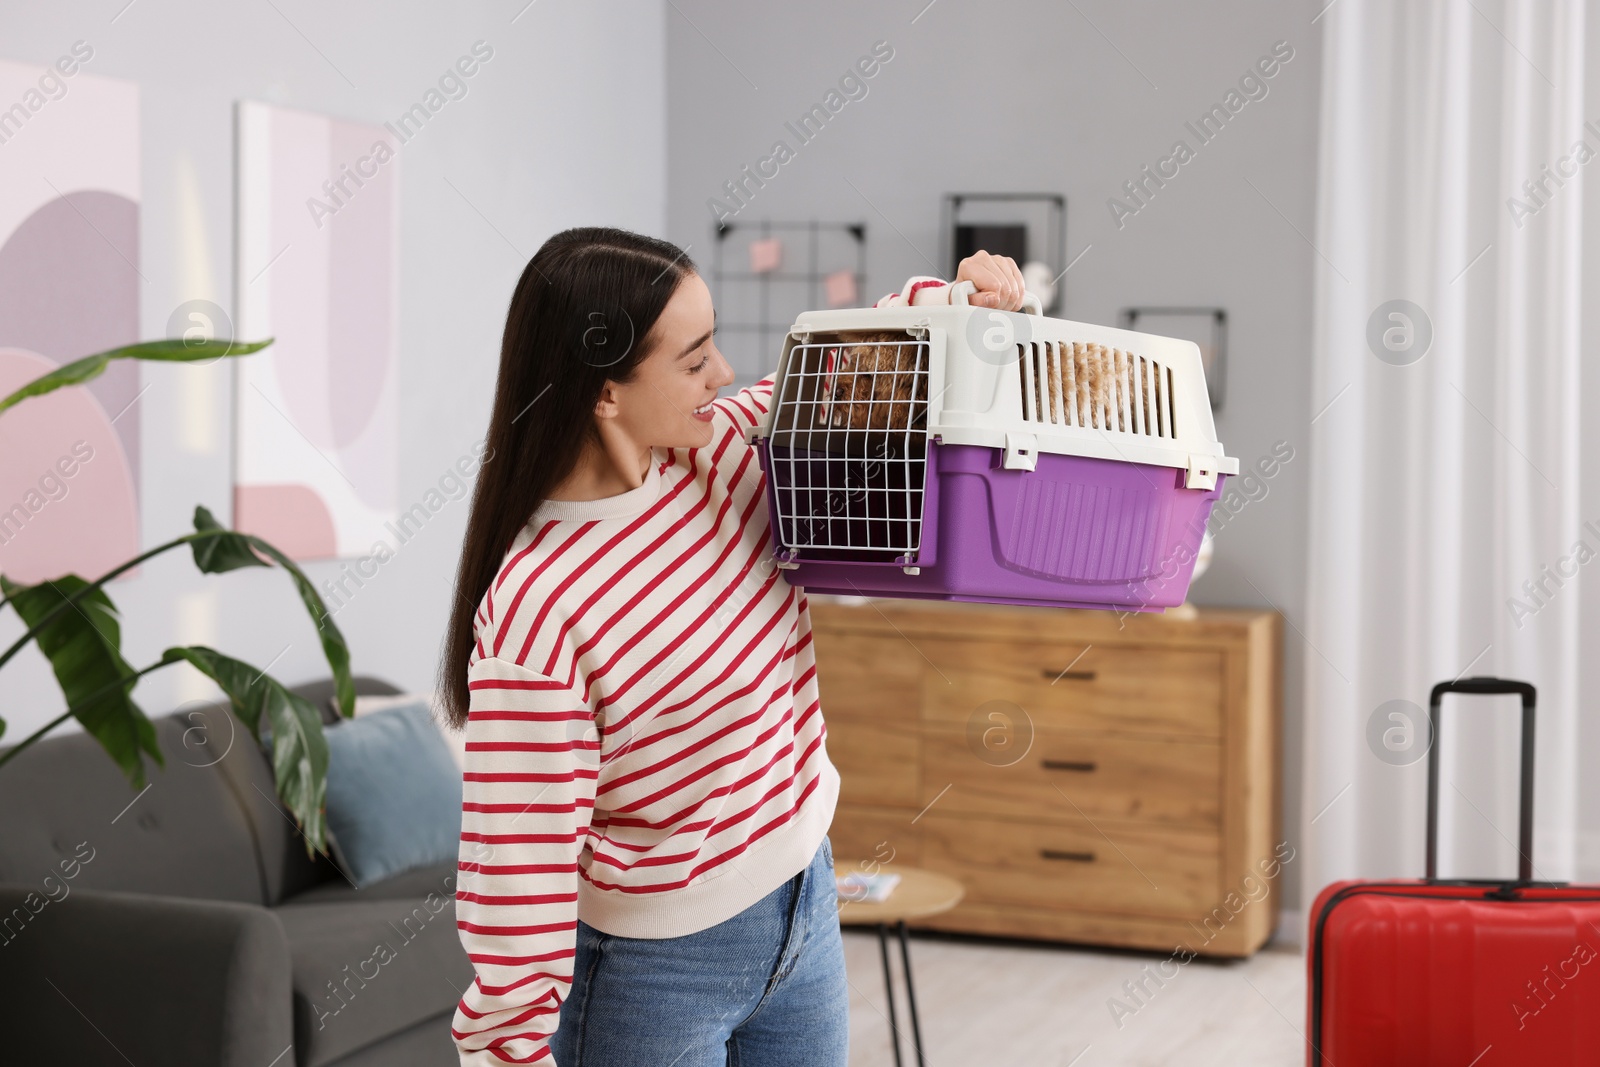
[
  {"x1": 1040, "y1": 848, "x2": 1097, "y2": 863},
  {"x1": 1042, "y1": 669, "x2": 1097, "y2": 682},
  {"x1": 1041, "y1": 759, "x2": 1097, "y2": 773}
]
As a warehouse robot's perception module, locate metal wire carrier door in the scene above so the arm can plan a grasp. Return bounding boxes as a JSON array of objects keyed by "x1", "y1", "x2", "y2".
[{"x1": 765, "y1": 330, "x2": 936, "y2": 570}]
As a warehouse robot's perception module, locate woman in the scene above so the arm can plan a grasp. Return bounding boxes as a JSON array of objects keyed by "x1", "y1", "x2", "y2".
[{"x1": 439, "y1": 226, "x2": 1025, "y2": 1066}]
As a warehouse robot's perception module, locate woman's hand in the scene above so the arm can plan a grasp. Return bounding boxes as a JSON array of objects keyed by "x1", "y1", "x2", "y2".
[{"x1": 954, "y1": 251, "x2": 1026, "y2": 311}]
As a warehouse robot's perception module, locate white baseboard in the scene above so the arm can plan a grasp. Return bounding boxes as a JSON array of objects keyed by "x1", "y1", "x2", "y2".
[{"x1": 1272, "y1": 909, "x2": 1304, "y2": 948}]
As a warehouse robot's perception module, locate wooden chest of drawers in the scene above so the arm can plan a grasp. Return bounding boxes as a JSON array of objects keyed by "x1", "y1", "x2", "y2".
[{"x1": 811, "y1": 597, "x2": 1283, "y2": 958}]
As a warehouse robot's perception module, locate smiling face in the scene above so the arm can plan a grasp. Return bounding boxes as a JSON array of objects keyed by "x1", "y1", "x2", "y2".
[{"x1": 599, "y1": 271, "x2": 736, "y2": 451}]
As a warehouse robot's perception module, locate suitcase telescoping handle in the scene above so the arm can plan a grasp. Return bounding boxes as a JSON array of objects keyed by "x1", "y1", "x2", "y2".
[{"x1": 1424, "y1": 676, "x2": 1537, "y2": 884}]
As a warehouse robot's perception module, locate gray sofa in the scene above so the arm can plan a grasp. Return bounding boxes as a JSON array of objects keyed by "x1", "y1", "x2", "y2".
[{"x1": 0, "y1": 676, "x2": 472, "y2": 1067}]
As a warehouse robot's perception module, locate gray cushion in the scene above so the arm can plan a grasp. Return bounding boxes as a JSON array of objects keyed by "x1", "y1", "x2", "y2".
[
  {"x1": 320, "y1": 1010, "x2": 459, "y2": 1067},
  {"x1": 0, "y1": 674, "x2": 411, "y2": 907},
  {"x1": 282, "y1": 861, "x2": 457, "y2": 907},
  {"x1": 0, "y1": 707, "x2": 266, "y2": 903},
  {"x1": 274, "y1": 862, "x2": 471, "y2": 1067}
]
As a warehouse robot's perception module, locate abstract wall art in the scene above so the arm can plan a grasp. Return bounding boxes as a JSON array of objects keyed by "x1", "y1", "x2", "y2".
[
  {"x1": 0, "y1": 54, "x2": 142, "y2": 585},
  {"x1": 234, "y1": 100, "x2": 400, "y2": 562}
]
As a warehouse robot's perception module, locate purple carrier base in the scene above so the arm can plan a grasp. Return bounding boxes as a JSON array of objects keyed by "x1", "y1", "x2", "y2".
[{"x1": 755, "y1": 437, "x2": 1225, "y2": 613}]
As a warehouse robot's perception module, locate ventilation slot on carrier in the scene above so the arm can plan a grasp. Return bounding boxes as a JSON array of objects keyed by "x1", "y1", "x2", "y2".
[{"x1": 1017, "y1": 341, "x2": 1176, "y2": 440}]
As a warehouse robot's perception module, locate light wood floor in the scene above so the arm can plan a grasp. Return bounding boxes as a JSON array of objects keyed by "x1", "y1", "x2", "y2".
[{"x1": 842, "y1": 929, "x2": 1306, "y2": 1066}]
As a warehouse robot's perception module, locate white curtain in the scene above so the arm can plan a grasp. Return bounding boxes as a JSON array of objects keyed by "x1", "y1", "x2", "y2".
[{"x1": 1304, "y1": 0, "x2": 1586, "y2": 902}]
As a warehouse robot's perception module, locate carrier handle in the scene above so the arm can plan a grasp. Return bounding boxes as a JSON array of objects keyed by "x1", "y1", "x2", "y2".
[
  {"x1": 1424, "y1": 676, "x2": 1536, "y2": 884},
  {"x1": 947, "y1": 279, "x2": 1043, "y2": 316}
]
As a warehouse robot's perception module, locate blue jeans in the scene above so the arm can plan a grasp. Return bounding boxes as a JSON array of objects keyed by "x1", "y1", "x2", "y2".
[{"x1": 548, "y1": 834, "x2": 848, "y2": 1067}]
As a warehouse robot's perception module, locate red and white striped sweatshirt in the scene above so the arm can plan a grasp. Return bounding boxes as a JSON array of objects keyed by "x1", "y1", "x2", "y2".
[
  {"x1": 450, "y1": 275, "x2": 954, "y2": 1064},
  {"x1": 872, "y1": 276, "x2": 953, "y2": 308}
]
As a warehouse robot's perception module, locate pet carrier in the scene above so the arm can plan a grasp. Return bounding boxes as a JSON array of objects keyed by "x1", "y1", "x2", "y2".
[{"x1": 746, "y1": 280, "x2": 1239, "y2": 611}]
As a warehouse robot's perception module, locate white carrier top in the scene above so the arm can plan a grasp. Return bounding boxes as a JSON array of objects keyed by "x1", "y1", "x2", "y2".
[{"x1": 747, "y1": 280, "x2": 1239, "y2": 491}]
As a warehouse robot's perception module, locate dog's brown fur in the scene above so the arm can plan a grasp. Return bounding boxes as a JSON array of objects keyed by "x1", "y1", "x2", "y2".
[
  {"x1": 1043, "y1": 341, "x2": 1125, "y2": 430},
  {"x1": 825, "y1": 332, "x2": 1145, "y2": 434},
  {"x1": 826, "y1": 331, "x2": 927, "y2": 430}
]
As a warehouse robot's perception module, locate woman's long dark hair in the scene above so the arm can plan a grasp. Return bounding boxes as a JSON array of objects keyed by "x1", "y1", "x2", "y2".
[{"x1": 438, "y1": 226, "x2": 697, "y2": 730}]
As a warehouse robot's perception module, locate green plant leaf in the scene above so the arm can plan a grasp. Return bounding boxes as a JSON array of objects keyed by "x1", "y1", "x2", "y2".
[
  {"x1": 0, "y1": 574, "x2": 162, "y2": 786},
  {"x1": 189, "y1": 506, "x2": 354, "y2": 720},
  {"x1": 161, "y1": 645, "x2": 331, "y2": 857},
  {"x1": 249, "y1": 533, "x2": 355, "y2": 722},
  {"x1": 0, "y1": 338, "x2": 272, "y2": 418},
  {"x1": 188, "y1": 505, "x2": 272, "y2": 574}
]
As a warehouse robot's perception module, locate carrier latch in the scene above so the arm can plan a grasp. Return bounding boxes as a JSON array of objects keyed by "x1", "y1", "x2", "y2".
[
  {"x1": 1185, "y1": 455, "x2": 1220, "y2": 491},
  {"x1": 1003, "y1": 431, "x2": 1037, "y2": 472}
]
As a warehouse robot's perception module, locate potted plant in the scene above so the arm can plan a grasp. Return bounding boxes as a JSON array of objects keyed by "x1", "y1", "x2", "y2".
[{"x1": 0, "y1": 337, "x2": 354, "y2": 857}]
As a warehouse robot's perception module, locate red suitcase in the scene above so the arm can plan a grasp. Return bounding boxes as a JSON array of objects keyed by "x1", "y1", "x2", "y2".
[{"x1": 1308, "y1": 678, "x2": 1600, "y2": 1066}]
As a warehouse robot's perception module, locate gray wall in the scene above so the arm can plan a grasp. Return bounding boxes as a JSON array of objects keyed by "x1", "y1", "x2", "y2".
[
  {"x1": 1576, "y1": 10, "x2": 1600, "y2": 882},
  {"x1": 1, "y1": 4, "x2": 665, "y2": 738},
  {"x1": 666, "y1": 0, "x2": 1322, "y2": 913}
]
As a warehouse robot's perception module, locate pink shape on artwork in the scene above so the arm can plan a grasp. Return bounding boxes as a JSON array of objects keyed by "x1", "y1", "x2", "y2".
[
  {"x1": 0, "y1": 191, "x2": 142, "y2": 504},
  {"x1": 748, "y1": 238, "x2": 782, "y2": 273},
  {"x1": 0, "y1": 347, "x2": 140, "y2": 585},
  {"x1": 233, "y1": 484, "x2": 338, "y2": 562},
  {"x1": 824, "y1": 269, "x2": 857, "y2": 307}
]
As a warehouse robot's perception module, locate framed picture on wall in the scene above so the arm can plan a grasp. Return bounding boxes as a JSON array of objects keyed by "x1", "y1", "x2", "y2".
[
  {"x1": 233, "y1": 100, "x2": 402, "y2": 562},
  {"x1": 941, "y1": 193, "x2": 1066, "y2": 314},
  {"x1": 0, "y1": 60, "x2": 142, "y2": 585},
  {"x1": 1118, "y1": 306, "x2": 1227, "y2": 411}
]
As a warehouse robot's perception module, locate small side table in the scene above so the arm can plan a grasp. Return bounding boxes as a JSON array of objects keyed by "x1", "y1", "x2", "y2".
[{"x1": 835, "y1": 862, "x2": 965, "y2": 1067}]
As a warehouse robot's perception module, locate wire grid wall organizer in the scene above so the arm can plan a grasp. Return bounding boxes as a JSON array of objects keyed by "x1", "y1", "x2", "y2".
[
  {"x1": 710, "y1": 220, "x2": 867, "y2": 380},
  {"x1": 766, "y1": 333, "x2": 933, "y2": 561},
  {"x1": 747, "y1": 281, "x2": 1241, "y2": 610}
]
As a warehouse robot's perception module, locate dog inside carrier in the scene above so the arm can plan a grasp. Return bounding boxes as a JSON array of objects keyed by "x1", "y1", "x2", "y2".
[
  {"x1": 762, "y1": 327, "x2": 935, "y2": 565},
  {"x1": 748, "y1": 281, "x2": 1240, "y2": 612}
]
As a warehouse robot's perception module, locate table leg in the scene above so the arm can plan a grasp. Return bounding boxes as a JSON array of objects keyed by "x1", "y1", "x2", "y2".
[
  {"x1": 897, "y1": 920, "x2": 927, "y2": 1067},
  {"x1": 877, "y1": 923, "x2": 904, "y2": 1067}
]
